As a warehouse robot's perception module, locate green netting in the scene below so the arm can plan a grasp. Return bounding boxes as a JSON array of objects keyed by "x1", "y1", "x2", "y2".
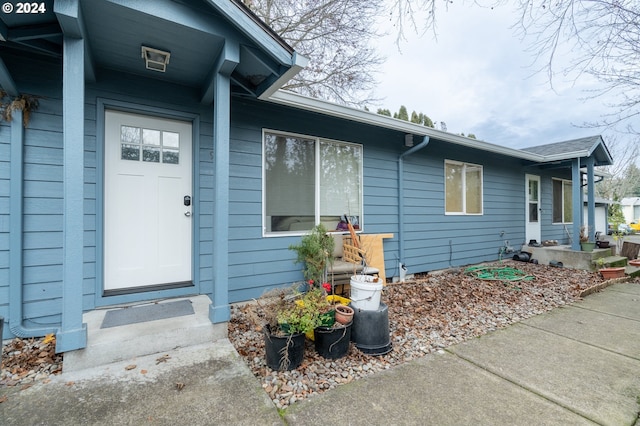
[{"x1": 464, "y1": 266, "x2": 535, "y2": 282}]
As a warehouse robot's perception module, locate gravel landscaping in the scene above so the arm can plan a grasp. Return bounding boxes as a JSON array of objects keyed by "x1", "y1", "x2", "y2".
[
  {"x1": 228, "y1": 260, "x2": 620, "y2": 409},
  {"x1": 2, "y1": 260, "x2": 636, "y2": 409}
]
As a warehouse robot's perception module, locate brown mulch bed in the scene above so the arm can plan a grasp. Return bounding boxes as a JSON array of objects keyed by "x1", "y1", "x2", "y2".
[{"x1": 228, "y1": 260, "x2": 632, "y2": 409}]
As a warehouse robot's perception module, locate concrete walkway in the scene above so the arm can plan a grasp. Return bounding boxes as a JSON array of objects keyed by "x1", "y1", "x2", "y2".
[{"x1": 2, "y1": 283, "x2": 640, "y2": 425}]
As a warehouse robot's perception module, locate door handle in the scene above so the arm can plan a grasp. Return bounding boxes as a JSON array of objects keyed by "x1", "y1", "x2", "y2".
[{"x1": 184, "y1": 211, "x2": 191, "y2": 217}]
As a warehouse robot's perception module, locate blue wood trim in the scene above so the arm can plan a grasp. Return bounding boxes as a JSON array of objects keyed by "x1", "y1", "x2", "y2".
[
  {"x1": 56, "y1": 36, "x2": 87, "y2": 353},
  {"x1": 103, "y1": 0, "x2": 246, "y2": 47},
  {"x1": 94, "y1": 98, "x2": 201, "y2": 308},
  {"x1": 53, "y1": 0, "x2": 95, "y2": 82},
  {"x1": 0, "y1": 56, "x2": 18, "y2": 96},
  {"x1": 586, "y1": 156, "x2": 596, "y2": 241},
  {"x1": 201, "y1": 42, "x2": 239, "y2": 103},
  {"x1": 210, "y1": 71, "x2": 231, "y2": 323},
  {"x1": 206, "y1": 0, "x2": 293, "y2": 63},
  {"x1": 571, "y1": 158, "x2": 581, "y2": 250}
]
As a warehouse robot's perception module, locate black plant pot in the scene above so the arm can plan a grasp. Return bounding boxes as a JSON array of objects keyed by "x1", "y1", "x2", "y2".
[
  {"x1": 313, "y1": 322, "x2": 351, "y2": 359},
  {"x1": 263, "y1": 325, "x2": 305, "y2": 371}
]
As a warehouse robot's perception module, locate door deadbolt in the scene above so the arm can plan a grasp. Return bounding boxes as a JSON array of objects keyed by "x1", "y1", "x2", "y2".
[{"x1": 184, "y1": 195, "x2": 191, "y2": 206}]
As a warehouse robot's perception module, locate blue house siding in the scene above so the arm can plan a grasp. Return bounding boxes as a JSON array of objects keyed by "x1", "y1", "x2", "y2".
[
  {"x1": 223, "y1": 98, "x2": 536, "y2": 302},
  {"x1": 0, "y1": 0, "x2": 610, "y2": 345},
  {"x1": 225, "y1": 98, "x2": 412, "y2": 302},
  {"x1": 398, "y1": 140, "x2": 526, "y2": 273},
  {"x1": 0, "y1": 51, "x2": 65, "y2": 336}
]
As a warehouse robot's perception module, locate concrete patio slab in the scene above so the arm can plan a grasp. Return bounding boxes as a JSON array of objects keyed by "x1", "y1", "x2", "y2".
[
  {"x1": 573, "y1": 284, "x2": 640, "y2": 321},
  {"x1": 285, "y1": 351, "x2": 595, "y2": 426},
  {"x1": 522, "y1": 305, "x2": 640, "y2": 361},
  {"x1": 449, "y1": 323, "x2": 640, "y2": 426}
]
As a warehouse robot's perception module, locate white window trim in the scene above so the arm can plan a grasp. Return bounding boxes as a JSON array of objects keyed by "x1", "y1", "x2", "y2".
[
  {"x1": 261, "y1": 129, "x2": 364, "y2": 237},
  {"x1": 444, "y1": 159, "x2": 484, "y2": 215},
  {"x1": 552, "y1": 178, "x2": 573, "y2": 224}
]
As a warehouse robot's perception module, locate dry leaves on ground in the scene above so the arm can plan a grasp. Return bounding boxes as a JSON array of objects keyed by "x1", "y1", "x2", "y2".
[
  {"x1": 1, "y1": 335, "x2": 62, "y2": 388},
  {"x1": 228, "y1": 260, "x2": 624, "y2": 409}
]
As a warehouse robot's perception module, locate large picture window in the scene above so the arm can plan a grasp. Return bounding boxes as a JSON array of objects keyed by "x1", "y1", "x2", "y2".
[
  {"x1": 263, "y1": 130, "x2": 363, "y2": 234},
  {"x1": 445, "y1": 160, "x2": 483, "y2": 214},
  {"x1": 552, "y1": 178, "x2": 573, "y2": 223}
]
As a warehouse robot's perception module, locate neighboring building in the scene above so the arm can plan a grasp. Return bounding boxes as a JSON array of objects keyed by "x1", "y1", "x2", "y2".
[
  {"x1": 0, "y1": 0, "x2": 612, "y2": 352},
  {"x1": 583, "y1": 197, "x2": 610, "y2": 235},
  {"x1": 621, "y1": 197, "x2": 640, "y2": 224}
]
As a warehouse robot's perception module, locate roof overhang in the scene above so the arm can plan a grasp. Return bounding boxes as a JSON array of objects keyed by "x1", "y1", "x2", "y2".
[
  {"x1": 265, "y1": 90, "x2": 615, "y2": 169},
  {"x1": 267, "y1": 90, "x2": 548, "y2": 162},
  {"x1": 0, "y1": 0, "x2": 306, "y2": 100}
]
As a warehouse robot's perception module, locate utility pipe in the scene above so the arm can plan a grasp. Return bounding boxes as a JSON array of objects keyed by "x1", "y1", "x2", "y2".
[
  {"x1": 9, "y1": 110, "x2": 57, "y2": 338},
  {"x1": 398, "y1": 136, "x2": 430, "y2": 265}
]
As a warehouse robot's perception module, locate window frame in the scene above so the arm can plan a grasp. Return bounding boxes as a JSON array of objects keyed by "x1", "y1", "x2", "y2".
[
  {"x1": 552, "y1": 178, "x2": 573, "y2": 224},
  {"x1": 444, "y1": 159, "x2": 484, "y2": 215},
  {"x1": 262, "y1": 129, "x2": 364, "y2": 237}
]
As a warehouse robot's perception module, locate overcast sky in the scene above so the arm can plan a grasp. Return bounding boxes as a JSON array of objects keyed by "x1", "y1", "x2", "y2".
[{"x1": 370, "y1": 3, "x2": 620, "y2": 150}]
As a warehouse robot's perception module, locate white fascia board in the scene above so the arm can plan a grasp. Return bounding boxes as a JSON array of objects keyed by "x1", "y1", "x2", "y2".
[
  {"x1": 267, "y1": 90, "x2": 545, "y2": 162},
  {"x1": 541, "y1": 151, "x2": 592, "y2": 162},
  {"x1": 258, "y1": 52, "x2": 308, "y2": 100}
]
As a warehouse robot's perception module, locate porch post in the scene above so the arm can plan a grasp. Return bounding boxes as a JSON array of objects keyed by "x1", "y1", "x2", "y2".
[
  {"x1": 571, "y1": 158, "x2": 582, "y2": 251},
  {"x1": 586, "y1": 156, "x2": 596, "y2": 240},
  {"x1": 209, "y1": 43, "x2": 238, "y2": 323},
  {"x1": 56, "y1": 35, "x2": 87, "y2": 352}
]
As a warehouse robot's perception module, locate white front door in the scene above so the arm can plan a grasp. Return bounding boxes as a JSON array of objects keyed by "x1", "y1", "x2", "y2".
[
  {"x1": 525, "y1": 174, "x2": 541, "y2": 244},
  {"x1": 104, "y1": 110, "x2": 192, "y2": 291}
]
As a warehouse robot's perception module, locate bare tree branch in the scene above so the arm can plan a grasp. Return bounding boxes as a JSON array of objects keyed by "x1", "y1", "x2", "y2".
[{"x1": 242, "y1": 0, "x2": 385, "y2": 105}]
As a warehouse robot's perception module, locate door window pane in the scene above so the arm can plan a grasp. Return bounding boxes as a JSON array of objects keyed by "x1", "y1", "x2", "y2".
[
  {"x1": 120, "y1": 125, "x2": 181, "y2": 164},
  {"x1": 163, "y1": 132, "x2": 179, "y2": 148},
  {"x1": 163, "y1": 148, "x2": 179, "y2": 164},
  {"x1": 143, "y1": 129, "x2": 161, "y2": 146},
  {"x1": 121, "y1": 144, "x2": 140, "y2": 161},
  {"x1": 121, "y1": 126, "x2": 140, "y2": 143},
  {"x1": 143, "y1": 146, "x2": 160, "y2": 162}
]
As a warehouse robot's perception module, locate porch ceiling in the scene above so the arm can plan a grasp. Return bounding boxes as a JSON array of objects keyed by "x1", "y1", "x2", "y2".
[{"x1": 0, "y1": 0, "x2": 295, "y2": 99}]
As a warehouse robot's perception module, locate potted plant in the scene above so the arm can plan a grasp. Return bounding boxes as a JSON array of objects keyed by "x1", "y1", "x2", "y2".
[
  {"x1": 579, "y1": 226, "x2": 596, "y2": 252},
  {"x1": 289, "y1": 224, "x2": 335, "y2": 287},
  {"x1": 334, "y1": 304, "x2": 354, "y2": 325},
  {"x1": 251, "y1": 287, "x2": 312, "y2": 371},
  {"x1": 595, "y1": 258, "x2": 626, "y2": 280}
]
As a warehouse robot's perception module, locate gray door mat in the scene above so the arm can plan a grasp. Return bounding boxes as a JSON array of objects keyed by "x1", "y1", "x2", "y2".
[{"x1": 101, "y1": 300, "x2": 195, "y2": 329}]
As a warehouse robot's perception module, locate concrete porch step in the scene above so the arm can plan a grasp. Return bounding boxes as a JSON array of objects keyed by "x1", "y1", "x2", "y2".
[
  {"x1": 594, "y1": 255, "x2": 628, "y2": 268},
  {"x1": 63, "y1": 295, "x2": 227, "y2": 373},
  {"x1": 626, "y1": 265, "x2": 640, "y2": 278}
]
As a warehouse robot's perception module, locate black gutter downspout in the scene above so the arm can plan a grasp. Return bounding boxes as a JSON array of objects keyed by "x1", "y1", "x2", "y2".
[
  {"x1": 9, "y1": 109, "x2": 57, "y2": 338},
  {"x1": 398, "y1": 136, "x2": 430, "y2": 267}
]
